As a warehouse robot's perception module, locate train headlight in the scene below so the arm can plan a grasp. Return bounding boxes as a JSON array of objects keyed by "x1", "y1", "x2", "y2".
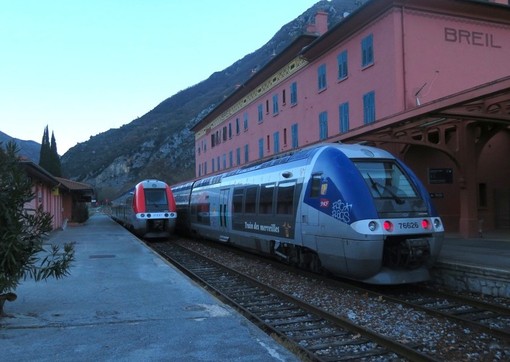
[
  {"x1": 164, "y1": 213, "x2": 169, "y2": 217},
  {"x1": 383, "y1": 220, "x2": 394, "y2": 232},
  {"x1": 147, "y1": 213, "x2": 151, "y2": 218},
  {"x1": 421, "y1": 219, "x2": 430, "y2": 229},
  {"x1": 140, "y1": 214, "x2": 145, "y2": 218},
  {"x1": 368, "y1": 221, "x2": 378, "y2": 231},
  {"x1": 433, "y1": 218, "x2": 442, "y2": 229}
]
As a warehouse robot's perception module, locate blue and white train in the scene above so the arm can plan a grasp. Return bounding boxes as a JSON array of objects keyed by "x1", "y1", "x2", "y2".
[{"x1": 172, "y1": 143, "x2": 444, "y2": 284}]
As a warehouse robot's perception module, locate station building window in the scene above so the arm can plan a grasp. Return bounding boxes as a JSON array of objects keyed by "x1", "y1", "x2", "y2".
[
  {"x1": 291, "y1": 123, "x2": 299, "y2": 148},
  {"x1": 361, "y1": 34, "x2": 374, "y2": 67},
  {"x1": 339, "y1": 102, "x2": 350, "y2": 133},
  {"x1": 258, "y1": 138, "x2": 264, "y2": 159},
  {"x1": 273, "y1": 131, "x2": 280, "y2": 154},
  {"x1": 318, "y1": 64, "x2": 327, "y2": 91},
  {"x1": 243, "y1": 112, "x2": 249, "y2": 131},
  {"x1": 290, "y1": 82, "x2": 298, "y2": 105},
  {"x1": 244, "y1": 144, "x2": 249, "y2": 163},
  {"x1": 319, "y1": 111, "x2": 328, "y2": 140},
  {"x1": 337, "y1": 50, "x2": 348, "y2": 79},
  {"x1": 272, "y1": 94, "x2": 279, "y2": 115},
  {"x1": 363, "y1": 91, "x2": 375, "y2": 124},
  {"x1": 258, "y1": 104, "x2": 264, "y2": 123}
]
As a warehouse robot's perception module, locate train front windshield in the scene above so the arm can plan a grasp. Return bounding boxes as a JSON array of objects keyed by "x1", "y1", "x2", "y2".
[
  {"x1": 353, "y1": 160, "x2": 418, "y2": 204},
  {"x1": 144, "y1": 189, "x2": 168, "y2": 211}
]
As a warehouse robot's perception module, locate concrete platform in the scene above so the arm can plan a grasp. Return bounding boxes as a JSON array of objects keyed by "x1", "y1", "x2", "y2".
[
  {"x1": 0, "y1": 214, "x2": 298, "y2": 361},
  {"x1": 432, "y1": 232, "x2": 510, "y2": 297}
]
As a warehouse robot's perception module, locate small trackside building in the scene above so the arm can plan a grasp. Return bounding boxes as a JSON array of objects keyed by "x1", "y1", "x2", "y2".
[{"x1": 21, "y1": 160, "x2": 94, "y2": 230}]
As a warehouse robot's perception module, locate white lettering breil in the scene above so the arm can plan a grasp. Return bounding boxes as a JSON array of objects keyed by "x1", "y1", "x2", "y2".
[{"x1": 444, "y1": 27, "x2": 501, "y2": 48}]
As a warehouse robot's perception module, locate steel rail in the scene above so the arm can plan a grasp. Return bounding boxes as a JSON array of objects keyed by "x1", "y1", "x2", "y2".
[{"x1": 152, "y1": 242, "x2": 438, "y2": 362}]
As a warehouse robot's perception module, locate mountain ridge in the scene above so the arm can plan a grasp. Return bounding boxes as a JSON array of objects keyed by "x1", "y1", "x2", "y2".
[
  {"x1": 0, "y1": 130, "x2": 41, "y2": 163},
  {"x1": 61, "y1": 0, "x2": 364, "y2": 201}
]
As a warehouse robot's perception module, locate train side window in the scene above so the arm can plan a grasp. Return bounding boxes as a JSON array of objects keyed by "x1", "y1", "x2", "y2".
[
  {"x1": 277, "y1": 181, "x2": 295, "y2": 215},
  {"x1": 310, "y1": 174, "x2": 322, "y2": 198},
  {"x1": 259, "y1": 183, "x2": 275, "y2": 214},
  {"x1": 233, "y1": 188, "x2": 244, "y2": 214},
  {"x1": 245, "y1": 186, "x2": 258, "y2": 213}
]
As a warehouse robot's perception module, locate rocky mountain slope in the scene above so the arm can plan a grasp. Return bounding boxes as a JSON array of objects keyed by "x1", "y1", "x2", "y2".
[
  {"x1": 61, "y1": 0, "x2": 364, "y2": 201},
  {"x1": 0, "y1": 131, "x2": 41, "y2": 163}
]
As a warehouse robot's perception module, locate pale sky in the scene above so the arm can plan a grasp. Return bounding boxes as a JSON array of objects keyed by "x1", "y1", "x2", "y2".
[{"x1": 0, "y1": 0, "x2": 318, "y2": 154}]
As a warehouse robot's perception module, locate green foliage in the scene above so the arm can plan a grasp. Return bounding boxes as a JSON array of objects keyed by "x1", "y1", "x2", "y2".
[
  {"x1": 0, "y1": 142, "x2": 74, "y2": 314},
  {"x1": 38, "y1": 126, "x2": 61, "y2": 177}
]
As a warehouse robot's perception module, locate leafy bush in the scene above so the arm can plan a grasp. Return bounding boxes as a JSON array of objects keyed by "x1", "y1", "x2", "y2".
[{"x1": 0, "y1": 142, "x2": 75, "y2": 316}]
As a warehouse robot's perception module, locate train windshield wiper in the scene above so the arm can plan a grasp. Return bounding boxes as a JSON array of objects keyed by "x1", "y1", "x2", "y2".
[{"x1": 367, "y1": 173, "x2": 405, "y2": 204}]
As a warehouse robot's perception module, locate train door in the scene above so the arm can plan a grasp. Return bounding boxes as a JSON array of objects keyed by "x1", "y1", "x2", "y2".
[
  {"x1": 219, "y1": 188, "x2": 230, "y2": 242},
  {"x1": 301, "y1": 173, "x2": 320, "y2": 249}
]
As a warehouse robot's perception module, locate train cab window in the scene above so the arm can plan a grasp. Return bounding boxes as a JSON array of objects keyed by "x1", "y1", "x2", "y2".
[
  {"x1": 310, "y1": 174, "x2": 322, "y2": 198},
  {"x1": 245, "y1": 186, "x2": 258, "y2": 213},
  {"x1": 259, "y1": 183, "x2": 275, "y2": 214},
  {"x1": 145, "y1": 189, "x2": 168, "y2": 206},
  {"x1": 277, "y1": 181, "x2": 295, "y2": 215},
  {"x1": 233, "y1": 188, "x2": 244, "y2": 214},
  {"x1": 354, "y1": 161, "x2": 418, "y2": 200}
]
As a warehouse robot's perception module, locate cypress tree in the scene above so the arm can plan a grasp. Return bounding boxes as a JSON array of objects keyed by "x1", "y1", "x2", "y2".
[
  {"x1": 38, "y1": 126, "x2": 51, "y2": 172},
  {"x1": 38, "y1": 126, "x2": 61, "y2": 177},
  {"x1": 49, "y1": 131, "x2": 62, "y2": 177}
]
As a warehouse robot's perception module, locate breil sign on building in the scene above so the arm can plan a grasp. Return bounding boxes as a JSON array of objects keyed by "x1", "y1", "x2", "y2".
[{"x1": 444, "y1": 27, "x2": 502, "y2": 48}]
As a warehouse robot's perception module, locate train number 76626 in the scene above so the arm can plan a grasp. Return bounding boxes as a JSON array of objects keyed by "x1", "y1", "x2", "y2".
[{"x1": 398, "y1": 221, "x2": 419, "y2": 229}]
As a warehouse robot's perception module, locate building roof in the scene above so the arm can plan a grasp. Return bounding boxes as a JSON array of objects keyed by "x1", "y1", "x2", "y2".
[
  {"x1": 193, "y1": 0, "x2": 510, "y2": 134},
  {"x1": 192, "y1": 34, "x2": 318, "y2": 132},
  {"x1": 20, "y1": 160, "x2": 60, "y2": 187},
  {"x1": 55, "y1": 177, "x2": 94, "y2": 193},
  {"x1": 19, "y1": 160, "x2": 94, "y2": 199}
]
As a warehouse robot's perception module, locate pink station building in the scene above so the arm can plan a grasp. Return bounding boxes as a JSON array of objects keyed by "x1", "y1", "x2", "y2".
[{"x1": 192, "y1": 0, "x2": 510, "y2": 238}]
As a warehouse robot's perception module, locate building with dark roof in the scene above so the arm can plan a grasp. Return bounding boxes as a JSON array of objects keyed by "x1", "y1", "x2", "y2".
[{"x1": 20, "y1": 161, "x2": 94, "y2": 230}]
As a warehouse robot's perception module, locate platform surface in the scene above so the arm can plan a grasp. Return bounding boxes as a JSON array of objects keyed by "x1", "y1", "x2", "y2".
[
  {"x1": 439, "y1": 231, "x2": 510, "y2": 270},
  {"x1": 0, "y1": 214, "x2": 298, "y2": 361}
]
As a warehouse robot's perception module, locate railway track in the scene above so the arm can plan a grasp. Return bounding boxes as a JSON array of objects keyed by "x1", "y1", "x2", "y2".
[
  {"x1": 189, "y1": 237, "x2": 510, "y2": 342},
  {"x1": 367, "y1": 285, "x2": 510, "y2": 340},
  {"x1": 151, "y1": 241, "x2": 437, "y2": 361}
]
